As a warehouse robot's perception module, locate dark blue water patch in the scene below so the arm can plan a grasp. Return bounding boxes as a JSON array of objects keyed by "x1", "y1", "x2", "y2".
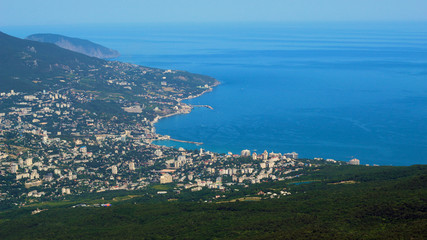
[
  {"x1": 6, "y1": 23, "x2": 426, "y2": 166},
  {"x1": 154, "y1": 62, "x2": 427, "y2": 166}
]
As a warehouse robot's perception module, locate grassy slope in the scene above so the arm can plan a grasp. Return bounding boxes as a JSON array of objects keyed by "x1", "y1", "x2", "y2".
[{"x1": 0, "y1": 165, "x2": 426, "y2": 239}]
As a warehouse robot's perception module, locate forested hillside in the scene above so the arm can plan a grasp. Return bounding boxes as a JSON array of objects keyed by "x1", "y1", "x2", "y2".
[{"x1": 1, "y1": 165, "x2": 425, "y2": 239}]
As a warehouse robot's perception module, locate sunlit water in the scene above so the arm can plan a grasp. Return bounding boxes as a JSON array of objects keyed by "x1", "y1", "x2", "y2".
[{"x1": 5, "y1": 22, "x2": 427, "y2": 165}]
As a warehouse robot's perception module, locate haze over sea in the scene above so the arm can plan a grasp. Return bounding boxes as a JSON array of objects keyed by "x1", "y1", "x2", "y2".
[{"x1": 5, "y1": 22, "x2": 427, "y2": 166}]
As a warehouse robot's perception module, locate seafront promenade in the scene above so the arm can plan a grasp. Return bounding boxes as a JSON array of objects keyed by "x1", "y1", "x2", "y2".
[{"x1": 169, "y1": 138, "x2": 203, "y2": 145}]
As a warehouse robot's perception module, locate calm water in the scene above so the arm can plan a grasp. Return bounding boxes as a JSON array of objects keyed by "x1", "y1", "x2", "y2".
[{"x1": 5, "y1": 22, "x2": 427, "y2": 165}]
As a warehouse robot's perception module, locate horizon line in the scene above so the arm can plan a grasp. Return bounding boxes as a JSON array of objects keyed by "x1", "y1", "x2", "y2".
[{"x1": 2, "y1": 20, "x2": 427, "y2": 28}]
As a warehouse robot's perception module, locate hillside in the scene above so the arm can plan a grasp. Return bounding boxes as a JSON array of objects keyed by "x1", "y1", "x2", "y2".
[
  {"x1": 0, "y1": 31, "x2": 216, "y2": 93},
  {"x1": 26, "y1": 33, "x2": 120, "y2": 59},
  {"x1": 0, "y1": 165, "x2": 425, "y2": 239},
  {"x1": 0, "y1": 31, "x2": 104, "y2": 92},
  {"x1": 0, "y1": 31, "x2": 218, "y2": 120}
]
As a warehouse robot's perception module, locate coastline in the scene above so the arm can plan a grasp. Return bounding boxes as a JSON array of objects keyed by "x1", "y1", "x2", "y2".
[{"x1": 149, "y1": 81, "x2": 220, "y2": 146}]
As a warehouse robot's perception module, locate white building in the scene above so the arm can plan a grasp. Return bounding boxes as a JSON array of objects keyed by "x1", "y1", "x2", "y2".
[
  {"x1": 177, "y1": 155, "x2": 186, "y2": 162},
  {"x1": 348, "y1": 158, "x2": 360, "y2": 165},
  {"x1": 262, "y1": 150, "x2": 268, "y2": 160},
  {"x1": 0, "y1": 152, "x2": 8, "y2": 160},
  {"x1": 160, "y1": 173, "x2": 173, "y2": 184},
  {"x1": 129, "y1": 162, "x2": 135, "y2": 171},
  {"x1": 154, "y1": 149, "x2": 163, "y2": 157},
  {"x1": 16, "y1": 173, "x2": 30, "y2": 180},
  {"x1": 187, "y1": 174, "x2": 194, "y2": 181},
  {"x1": 112, "y1": 165, "x2": 118, "y2": 175},
  {"x1": 241, "y1": 149, "x2": 251, "y2": 157},
  {"x1": 25, "y1": 158, "x2": 33, "y2": 167},
  {"x1": 80, "y1": 146, "x2": 87, "y2": 154},
  {"x1": 62, "y1": 188, "x2": 71, "y2": 195},
  {"x1": 284, "y1": 152, "x2": 299, "y2": 159},
  {"x1": 10, "y1": 163, "x2": 18, "y2": 173},
  {"x1": 30, "y1": 170, "x2": 39, "y2": 180}
]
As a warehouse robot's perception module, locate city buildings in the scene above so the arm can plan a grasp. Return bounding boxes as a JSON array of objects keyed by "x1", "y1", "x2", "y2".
[{"x1": 348, "y1": 158, "x2": 360, "y2": 165}]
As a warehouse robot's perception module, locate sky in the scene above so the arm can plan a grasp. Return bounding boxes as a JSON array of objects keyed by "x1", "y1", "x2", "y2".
[{"x1": 1, "y1": 0, "x2": 427, "y2": 26}]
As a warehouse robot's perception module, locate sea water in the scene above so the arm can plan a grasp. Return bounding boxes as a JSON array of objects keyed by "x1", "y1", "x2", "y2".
[{"x1": 5, "y1": 22, "x2": 427, "y2": 165}]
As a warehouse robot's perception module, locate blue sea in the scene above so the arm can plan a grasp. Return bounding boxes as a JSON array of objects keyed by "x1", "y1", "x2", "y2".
[{"x1": 5, "y1": 22, "x2": 427, "y2": 166}]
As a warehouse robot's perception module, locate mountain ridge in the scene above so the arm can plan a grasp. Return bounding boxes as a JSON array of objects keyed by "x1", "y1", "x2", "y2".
[
  {"x1": 26, "y1": 33, "x2": 120, "y2": 59},
  {"x1": 0, "y1": 31, "x2": 216, "y2": 94},
  {"x1": 0, "y1": 31, "x2": 104, "y2": 92},
  {"x1": 0, "y1": 31, "x2": 217, "y2": 120}
]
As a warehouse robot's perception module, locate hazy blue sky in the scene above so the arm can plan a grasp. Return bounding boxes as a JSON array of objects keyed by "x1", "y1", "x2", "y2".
[{"x1": 1, "y1": 0, "x2": 427, "y2": 26}]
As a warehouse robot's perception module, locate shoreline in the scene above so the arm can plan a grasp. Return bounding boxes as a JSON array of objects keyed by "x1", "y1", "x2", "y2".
[
  {"x1": 168, "y1": 138, "x2": 203, "y2": 145},
  {"x1": 149, "y1": 82, "x2": 219, "y2": 146}
]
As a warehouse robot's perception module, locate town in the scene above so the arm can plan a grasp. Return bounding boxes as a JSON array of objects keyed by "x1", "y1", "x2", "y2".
[{"x1": 0, "y1": 87, "x2": 359, "y2": 208}]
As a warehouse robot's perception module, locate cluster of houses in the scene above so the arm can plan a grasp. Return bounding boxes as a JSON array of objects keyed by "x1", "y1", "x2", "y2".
[{"x1": 0, "y1": 88, "x2": 346, "y2": 207}]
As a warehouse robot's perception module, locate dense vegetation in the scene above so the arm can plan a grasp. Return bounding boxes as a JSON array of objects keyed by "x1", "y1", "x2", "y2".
[
  {"x1": 1, "y1": 165, "x2": 425, "y2": 239},
  {"x1": 0, "y1": 31, "x2": 217, "y2": 94},
  {"x1": 0, "y1": 31, "x2": 103, "y2": 92},
  {"x1": 0, "y1": 31, "x2": 217, "y2": 121}
]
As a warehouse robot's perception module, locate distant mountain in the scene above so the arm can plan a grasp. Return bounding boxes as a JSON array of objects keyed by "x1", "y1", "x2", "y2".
[
  {"x1": 26, "y1": 33, "x2": 120, "y2": 59},
  {"x1": 0, "y1": 31, "x2": 105, "y2": 92},
  {"x1": 0, "y1": 31, "x2": 217, "y2": 96},
  {"x1": 0, "y1": 30, "x2": 217, "y2": 121}
]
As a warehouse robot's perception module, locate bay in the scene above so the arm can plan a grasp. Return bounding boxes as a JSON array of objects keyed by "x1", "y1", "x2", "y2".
[{"x1": 5, "y1": 22, "x2": 427, "y2": 165}]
